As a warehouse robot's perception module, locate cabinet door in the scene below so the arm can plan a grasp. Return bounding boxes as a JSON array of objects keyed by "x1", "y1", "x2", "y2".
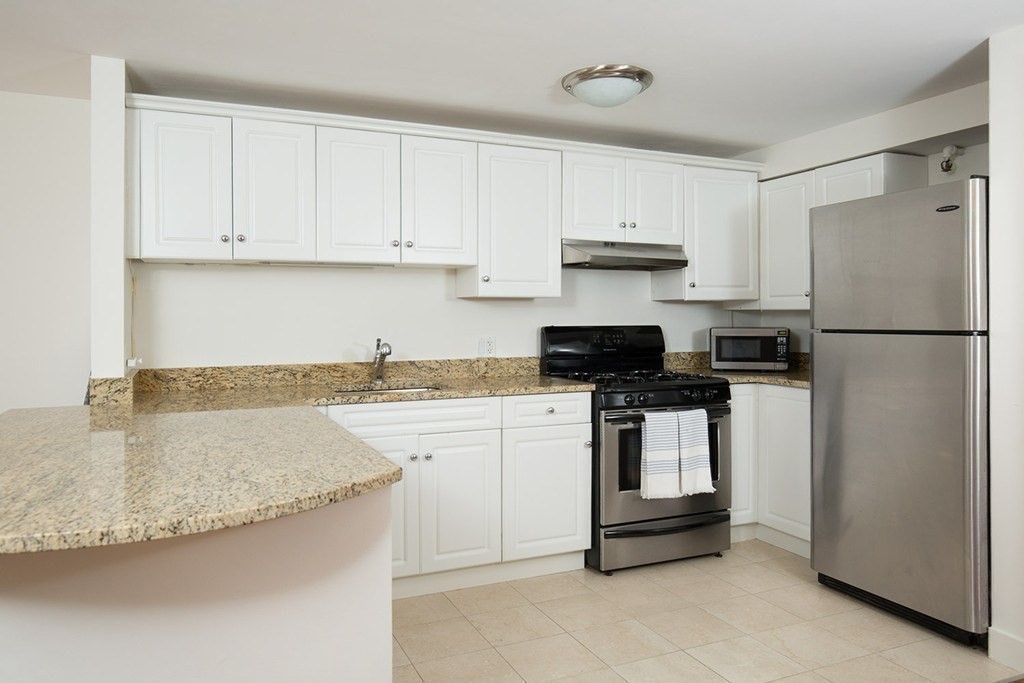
[
  {"x1": 418, "y1": 430, "x2": 502, "y2": 573},
  {"x1": 139, "y1": 110, "x2": 232, "y2": 260},
  {"x1": 458, "y1": 144, "x2": 561, "y2": 298},
  {"x1": 232, "y1": 118, "x2": 316, "y2": 262},
  {"x1": 814, "y1": 156, "x2": 884, "y2": 206},
  {"x1": 317, "y1": 127, "x2": 401, "y2": 264},
  {"x1": 401, "y1": 136, "x2": 477, "y2": 266},
  {"x1": 562, "y1": 153, "x2": 626, "y2": 241},
  {"x1": 625, "y1": 159, "x2": 684, "y2": 245},
  {"x1": 727, "y1": 385, "x2": 758, "y2": 526},
  {"x1": 502, "y1": 424, "x2": 592, "y2": 561},
  {"x1": 364, "y1": 435, "x2": 420, "y2": 578},
  {"x1": 759, "y1": 171, "x2": 814, "y2": 309},
  {"x1": 757, "y1": 385, "x2": 811, "y2": 541}
]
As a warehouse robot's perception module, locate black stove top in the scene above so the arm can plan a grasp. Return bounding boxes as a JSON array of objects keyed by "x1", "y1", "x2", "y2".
[{"x1": 564, "y1": 369, "x2": 713, "y2": 386}]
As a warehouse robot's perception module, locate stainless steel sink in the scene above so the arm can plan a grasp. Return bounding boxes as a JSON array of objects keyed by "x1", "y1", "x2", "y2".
[{"x1": 333, "y1": 385, "x2": 439, "y2": 395}]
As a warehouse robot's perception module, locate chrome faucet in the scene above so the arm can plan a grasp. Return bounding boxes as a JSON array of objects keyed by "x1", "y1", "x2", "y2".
[{"x1": 372, "y1": 338, "x2": 392, "y2": 385}]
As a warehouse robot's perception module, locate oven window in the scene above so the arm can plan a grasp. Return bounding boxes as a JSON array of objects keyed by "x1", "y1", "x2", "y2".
[
  {"x1": 718, "y1": 337, "x2": 765, "y2": 361},
  {"x1": 618, "y1": 419, "x2": 720, "y2": 492}
]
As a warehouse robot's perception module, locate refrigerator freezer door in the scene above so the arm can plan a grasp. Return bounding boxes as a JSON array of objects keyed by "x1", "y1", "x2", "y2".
[
  {"x1": 811, "y1": 331, "x2": 988, "y2": 633},
  {"x1": 811, "y1": 178, "x2": 986, "y2": 332}
]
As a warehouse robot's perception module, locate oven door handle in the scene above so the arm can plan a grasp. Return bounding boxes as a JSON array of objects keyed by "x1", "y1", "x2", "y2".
[
  {"x1": 603, "y1": 408, "x2": 729, "y2": 426},
  {"x1": 602, "y1": 513, "x2": 730, "y2": 539}
]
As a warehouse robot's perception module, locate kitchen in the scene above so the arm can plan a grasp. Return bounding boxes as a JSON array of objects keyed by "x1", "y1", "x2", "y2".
[{"x1": 2, "y1": 2, "x2": 1024, "y2": 681}]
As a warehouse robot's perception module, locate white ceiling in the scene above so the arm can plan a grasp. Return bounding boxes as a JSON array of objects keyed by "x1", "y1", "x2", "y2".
[{"x1": 2, "y1": 0, "x2": 1024, "y2": 157}]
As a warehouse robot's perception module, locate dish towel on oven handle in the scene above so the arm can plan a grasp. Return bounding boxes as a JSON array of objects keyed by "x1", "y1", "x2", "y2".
[
  {"x1": 678, "y1": 408, "x2": 716, "y2": 495},
  {"x1": 640, "y1": 411, "x2": 682, "y2": 499}
]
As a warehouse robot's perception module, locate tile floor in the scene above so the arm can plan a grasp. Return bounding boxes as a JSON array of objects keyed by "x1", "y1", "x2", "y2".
[{"x1": 392, "y1": 540, "x2": 1020, "y2": 683}]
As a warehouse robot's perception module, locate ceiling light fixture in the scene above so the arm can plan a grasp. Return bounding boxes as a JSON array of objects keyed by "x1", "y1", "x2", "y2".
[{"x1": 561, "y1": 64, "x2": 654, "y2": 108}]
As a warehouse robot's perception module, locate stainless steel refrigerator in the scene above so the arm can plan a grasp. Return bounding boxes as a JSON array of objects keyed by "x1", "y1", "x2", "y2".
[{"x1": 810, "y1": 176, "x2": 988, "y2": 645}]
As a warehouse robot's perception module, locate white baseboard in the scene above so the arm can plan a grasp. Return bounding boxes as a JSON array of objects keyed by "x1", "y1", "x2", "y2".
[
  {"x1": 731, "y1": 523, "x2": 811, "y2": 558},
  {"x1": 731, "y1": 524, "x2": 758, "y2": 542},
  {"x1": 393, "y1": 552, "x2": 584, "y2": 599},
  {"x1": 989, "y1": 626, "x2": 1024, "y2": 672}
]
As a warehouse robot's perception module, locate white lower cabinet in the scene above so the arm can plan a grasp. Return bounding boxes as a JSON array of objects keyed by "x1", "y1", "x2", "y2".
[
  {"x1": 502, "y1": 423, "x2": 592, "y2": 561},
  {"x1": 363, "y1": 434, "x2": 420, "y2": 577},
  {"x1": 729, "y1": 384, "x2": 810, "y2": 541}
]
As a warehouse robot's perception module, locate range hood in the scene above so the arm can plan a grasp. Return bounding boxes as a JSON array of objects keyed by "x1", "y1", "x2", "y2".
[{"x1": 561, "y1": 240, "x2": 688, "y2": 271}]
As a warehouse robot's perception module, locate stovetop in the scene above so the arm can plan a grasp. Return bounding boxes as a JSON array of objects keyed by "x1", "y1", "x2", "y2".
[{"x1": 563, "y1": 369, "x2": 714, "y2": 386}]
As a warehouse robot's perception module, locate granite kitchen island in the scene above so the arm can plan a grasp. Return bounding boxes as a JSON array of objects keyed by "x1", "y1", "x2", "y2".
[{"x1": 0, "y1": 405, "x2": 401, "y2": 682}]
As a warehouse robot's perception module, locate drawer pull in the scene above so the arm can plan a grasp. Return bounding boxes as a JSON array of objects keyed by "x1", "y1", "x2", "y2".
[{"x1": 545, "y1": 407, "x2": 555, "y2": 414}]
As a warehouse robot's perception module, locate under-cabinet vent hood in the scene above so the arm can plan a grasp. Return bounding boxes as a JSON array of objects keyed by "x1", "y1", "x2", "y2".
[{"x1": 561, "y1": 240, "x2": 688, "y2": 271}]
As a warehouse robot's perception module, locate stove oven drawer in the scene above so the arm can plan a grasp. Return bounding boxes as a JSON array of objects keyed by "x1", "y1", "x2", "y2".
[
  {"x1": 502, "y1": 392, "x2": 592, "y2": 428},
  {"x1": 589, "y1": 511, "x2": 731, "y2": 572}
]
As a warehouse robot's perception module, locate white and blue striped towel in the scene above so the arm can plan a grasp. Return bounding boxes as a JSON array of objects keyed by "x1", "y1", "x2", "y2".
[
  {"x1": 678, "y1": 409, "x2": 715, "y2": 496},
  {"x1": 641, "y1": 411, "x2": 682, "y2": 499}
]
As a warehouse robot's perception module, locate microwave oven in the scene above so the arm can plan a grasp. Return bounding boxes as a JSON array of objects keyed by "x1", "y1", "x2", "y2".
[{"x1": 710, "y1": 327, "x2": 789, "y2": 371}]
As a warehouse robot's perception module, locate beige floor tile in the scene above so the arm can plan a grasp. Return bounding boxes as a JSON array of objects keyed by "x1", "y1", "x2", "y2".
[
  {"x1": 571, "y1": 619, "x2": 678, "y2": 667},
  {"x1": 394, "y1": 663, "x2": 424, "y2": 682},
  {"x1": 814, "y1": 653, "x2": 930, "y2": 682},
  {"x1": 510, "y1": 572, "x2": 593, "y2": 603},
  {"x1": 594, "y1": 580, "x2": 693, "y2": 618},
  {"x1": 498, "y1": 633, "x2": 607, "y2": 681},
  {"x1": 394, "y1": 635, "x2": 411, "y2": 667},
  {"x1": 555, "y1": 670, "x2": 626, "y2": 682},
  {"x1": 878, "y1": 637, "x2": 1019, "y2": 682},
  {"x1": 682, "y1": 550, "x2": 756, "y2": 571},
  {"x1": 751, "y1": 622, "x2": 870, "y2": 669},
  {"x1": 731, "y1": 539, "x2": 796, "y2": 562},
  {"x1": 634, "y1": 558, "x2": 712, "y2": 583},
  {"x1": 640, "y1": 606, "x2": 744, "y2": 650},
  {"x1": 686, "y1": 635, "x2": 806, "y2": 683},
  {"x1": 569, "y1": 567, "x2": 655, "y2": 592},
  {"x1": 715, "y1": 563, "x2": 804, "y2": 593},
  {"x1": 414, "y1": 648, "x2": 524, "y2": 683},
  {"x1": 393, "y1": 592, "x2": 462, "y2": 629},
  {"x1": 536, "y1": 592, "x2": 632, "y2": 632},
  {"x1": 659, "y1": 575, "x2": 750, "y2": 605},
  {"x1": 393, "y1": 615, "x2": 492, "y2": 664},
  {"x1": 774, "y1": 673, "x2": 828, "y2": 682},
  {"x1": 467, "y1": 603, "x2": 564, "y2": 647},
  {"x1": 757, "y1": 583, "x2": 861, "y2": 621},
  {"x1": 614, "y1": 650, "x2": 727, "y2": 682},
  {"x1": 445, "y1": 581, "x2": 531, "y2": 616},
  {"x1": 699, "y1": 594, "x2": 804, "y2": 634},
  {"x1": 811, "y1": 607, "x2": 933, "y2": 652},
  {"x1": 757, "y1": 556, "x2": 817, "y2": 583}
]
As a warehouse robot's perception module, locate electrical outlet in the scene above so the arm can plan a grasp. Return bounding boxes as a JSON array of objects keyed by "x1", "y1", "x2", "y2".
[{"x1": 478, "y1": 336, "x2": 496, "y2": 357}]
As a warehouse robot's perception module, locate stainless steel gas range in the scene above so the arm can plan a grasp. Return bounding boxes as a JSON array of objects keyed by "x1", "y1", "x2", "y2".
[{"x1": 540, "y1": 325, "x2": 732, "y2": 573}]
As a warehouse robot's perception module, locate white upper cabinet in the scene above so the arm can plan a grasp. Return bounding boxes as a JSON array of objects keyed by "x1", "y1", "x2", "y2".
[
  {"x1": 563, "y1": 153, "x2": 684, "y2": 245},
  {"x1": 232, "y1": 118, "x2": 316, "y2": 262},
  {"x1": 757, "y1": 171, "x2": 815, "y2": 310},
  {"x1": 316, "y1": 127, "x2": 401, "y2": 264},
  {"x1": 651, "y1": 167, "x2": 758, "y2": 301},
  {"x1": 457, "y1": 144, "x2": 561, "y2": 298},
  {"x1": 814, "y1": 152, "x2": 927, "y2": 206},
  {"x1": 139, "y1": 109, "x2": 233, "y2": 260},
  {"x1": 401, "y1": 136, "x2": 477, "y2": 266}
]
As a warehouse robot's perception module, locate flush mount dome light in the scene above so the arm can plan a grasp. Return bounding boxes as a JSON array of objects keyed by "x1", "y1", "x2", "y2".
[{"x1": 561, "y1": 64, "x2": 654, "y2": 107}]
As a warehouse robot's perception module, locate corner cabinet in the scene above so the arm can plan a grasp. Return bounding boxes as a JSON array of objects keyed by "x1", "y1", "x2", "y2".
[
  {"x1": 651, "y1": 167, "x2": 758, "y2": 301},
  {"x1": 456, "y1": 144, "x2": 561, "y2": 298}
]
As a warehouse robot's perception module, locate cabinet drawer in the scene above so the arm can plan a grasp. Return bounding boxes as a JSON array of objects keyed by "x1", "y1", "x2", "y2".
[
  {"x1": 502, "y1": 392, "x2": 591, "y2": 428},
  {"x1": 325, "y1": 397, "x2": 501, "y2": 438}
]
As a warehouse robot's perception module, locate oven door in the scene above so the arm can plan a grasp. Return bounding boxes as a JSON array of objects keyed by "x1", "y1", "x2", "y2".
[{"x1": 599, "y1": 406, "x2": 731, "y2": 526}]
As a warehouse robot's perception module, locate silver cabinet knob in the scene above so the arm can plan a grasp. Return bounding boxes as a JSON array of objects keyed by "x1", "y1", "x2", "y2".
[
  {"x1": 584, "y1": 441, "x2": 592, "y2": 448},
  {"x1": 236, "y1": 234, "x2": 246, "y2": 242},
  {"x1": 405, "y1": 241, "x2": 413, "y2": 248},
  {"x1": 409, "y1": 453, "x2": 418, "y2": 461},
  {"x1": 629, "y1": 222, "x2": 637, "y2": 228},
  {"x1": 391, "y1": 240, "x2": 400, "y2": 247},
  {"x1": 482, "y1": 276, "x2": 490, "y2": 282},
  {"x1": 545, "y1": 407, "x2": 555, "y2": 414},
  {"x1": 423, "y1": 453, "x2": 433, "y2": 461},
  {"x1": 689, "y1": 282, "x2": 696, "y2": 288},
  {"x1": 618, "y1": 222, "x2": 627, "y2": 228},
  {"x1": 220, "y1": 235, "x2": 230, "y2": 243},
  {"x1": 804, "y1": 291, "x2": 811, "y2": 297}
]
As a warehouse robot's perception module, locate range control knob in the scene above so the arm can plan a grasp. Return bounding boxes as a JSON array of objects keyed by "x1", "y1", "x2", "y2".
[
  {"x1": 623, "y1": 394, "x2": 636, "y2": 406},
  {"x1": 704, "y1": 389, "x2": 715, "y2": 400},
  {"x1": 637, "y1": 393, "x2": 650, "y2": 406}
]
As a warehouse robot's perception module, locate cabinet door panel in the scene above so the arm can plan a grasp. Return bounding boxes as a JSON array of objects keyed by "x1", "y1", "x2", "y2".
[
  {"x1": 401, "y1": 136, "x2": 477, "y2": 265},
  {"x1": 760, "y1": 172, "x2": 814, "y2": 309},
  {"x1": 562, "y1": 153, "x2": 626, "y2": 241},
  {"x1": 232, "y1": 118, "x2": 316, "y2": 262},
  {"x1": 419, "y1": 430, "x2": 501, "y2": 573},
  {"x1": 364, "y1": 435, "x2": 420, "y2": 578},
  {"x1": 502, "y1": 424, "x2": 591, "y2": 560},
  {"x1": 728, "y1": 385, "x2": 758, "y2": 525},
  {"x1": 317, "y1": 127, "x2": 401, "y2": 264},
  {"x1": 626, "y1": 159, "x2": 684, "y2": 245},
  {"x1": 814, "y1": 156, "x2": 883, "y2": 206},
  {"x1": 758, "y1": 385, "x2": 811, "y2": 540},
  {"x1": 140, "y1": 110, "x2": 232, "y2": 260}
]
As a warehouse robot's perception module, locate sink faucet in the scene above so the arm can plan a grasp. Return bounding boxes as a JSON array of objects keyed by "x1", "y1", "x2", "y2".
[{"x1": 372, "y1": 338, "x2": 392, "y2": 385}]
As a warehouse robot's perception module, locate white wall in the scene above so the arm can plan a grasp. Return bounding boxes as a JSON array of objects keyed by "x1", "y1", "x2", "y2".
[
  {"x1": 0, "y1": 91, "x2": 90, "y2": 414},
  {"x1": 927, "y1": 143, "x2": 989, "y2": 185},
  {"x1": 987, "y1": 24, "x2": 1024, "y2": 673},
  {"x1": 132, "y1": 264, "x2": 732, "y2": 368}
]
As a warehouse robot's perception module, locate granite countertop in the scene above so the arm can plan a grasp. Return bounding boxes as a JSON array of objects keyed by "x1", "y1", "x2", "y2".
[
  {"x1": 709, "y1": 369, "x2": 810, "y2": 390},
  {"x1": 0, "y1": 405, "x2": 401, "y2": 554}
]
